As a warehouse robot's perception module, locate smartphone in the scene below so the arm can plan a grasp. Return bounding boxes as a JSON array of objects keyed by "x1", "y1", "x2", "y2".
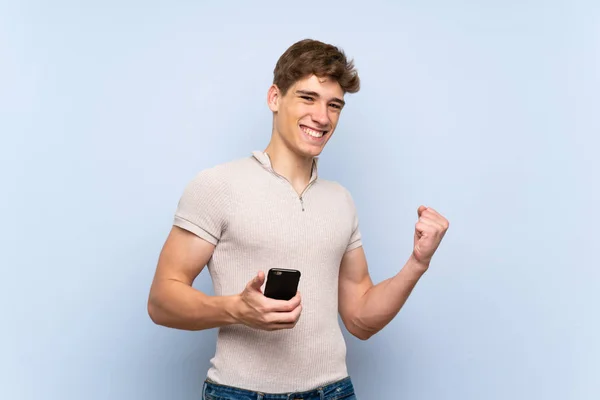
[{"x1": 264, "y1": 268, "x2": 301, "y2": 301}]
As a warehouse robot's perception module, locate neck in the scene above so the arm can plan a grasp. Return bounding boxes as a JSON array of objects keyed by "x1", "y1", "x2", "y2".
[{"x1": 263, "y1": 139, "x2": 314, "y2": 188}]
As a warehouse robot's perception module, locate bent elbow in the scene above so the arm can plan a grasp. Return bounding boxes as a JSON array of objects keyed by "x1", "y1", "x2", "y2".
[
  {"x1": 353, "y1": 330, "x2": 375, "y2": 341},
  {"x1": 147, "y1": 295, "x2": 164, "y2": 326},
  {"x1": 348, "y1": 321, "x2": 377, "y2": 341}
]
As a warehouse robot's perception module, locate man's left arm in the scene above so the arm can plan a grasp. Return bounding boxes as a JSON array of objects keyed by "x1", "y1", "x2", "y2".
[{"x1": 338, "y1": 206, "x2": 449, "y2": 340}]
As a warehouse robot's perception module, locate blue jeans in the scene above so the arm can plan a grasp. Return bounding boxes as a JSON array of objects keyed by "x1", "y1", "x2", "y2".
[{"x1": 202, "y1": 376, "x2": 357, "y2": 400}]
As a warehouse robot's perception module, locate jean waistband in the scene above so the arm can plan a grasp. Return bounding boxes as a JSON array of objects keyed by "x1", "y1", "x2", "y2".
[{"x1": 203, "y1": 376, "x2": 354, "y2": 399}]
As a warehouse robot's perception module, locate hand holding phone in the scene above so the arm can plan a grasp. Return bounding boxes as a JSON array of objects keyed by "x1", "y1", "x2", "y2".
[{"x1": 235, "y1": 269, "x2": 302, "y2": 331}]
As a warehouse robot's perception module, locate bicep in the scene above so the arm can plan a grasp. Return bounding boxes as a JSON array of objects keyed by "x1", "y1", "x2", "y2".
[
  {"x1": 338, "y1": 246, "x2": 373, "y2": 322},
  {"x1": 152, "y1": 226, "x2": 215, "y2": 287}
]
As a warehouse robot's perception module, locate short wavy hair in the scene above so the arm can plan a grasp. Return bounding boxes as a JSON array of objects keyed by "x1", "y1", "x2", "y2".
[{"x1": 273, "y1": 39, "x2": 360, "y2": 95}]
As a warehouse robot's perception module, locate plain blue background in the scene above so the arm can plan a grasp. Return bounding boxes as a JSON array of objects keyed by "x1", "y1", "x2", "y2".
[{"x1": 1, "y1": 1, "x2": 598, "y2": 399}]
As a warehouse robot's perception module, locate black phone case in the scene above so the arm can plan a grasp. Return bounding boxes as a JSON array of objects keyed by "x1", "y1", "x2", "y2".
[{"x1": 264, "y1": 268, "x2": 301, "y2": 300}]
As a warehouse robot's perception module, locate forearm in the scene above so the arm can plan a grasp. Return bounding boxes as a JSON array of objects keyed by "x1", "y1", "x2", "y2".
[
  {"x1": 148, "y1": 279, "x2": 240, "y2": 331},
  {"x1": 352, "y1": 255, "x2": 428, "y2": 338}
]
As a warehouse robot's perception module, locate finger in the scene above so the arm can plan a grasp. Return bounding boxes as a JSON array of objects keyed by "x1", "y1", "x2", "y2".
[
  {"x1": 280, "y1": 305, "x2": 303, "y2": 324},
  {"x1": 266, "y1": 304, "x2": 302, "y2": 325},
  {"x1": 424, "y1": 206, "x2": 439, "y2": 215},
  {"x1": 415, "y1": 222, "x2": 430, "y2": 235},
  {"x1": 248, "y1": 271, "x2": 265, "y2": 291},
  {"x1": 266, "y1": 322, "x2": 297, "y2": 331},
  {"x1": 419, "y1": 216, "x2": 443, "y2": 228},
  {"x1": 418, "y1": 216, "x2": 445, "y2": 231},
  {"x1": 415, "y1": 222, "x2": 443, "y2": 239},
  {"x1": 422, "y1": 208, "x2": 450, "y2": 229},
  {"x1": 264, "y1": 292, "x2": 302, "y2": 312},
  {"x1": 417, "y1": 205, "x2": 427, "y2": 218}
]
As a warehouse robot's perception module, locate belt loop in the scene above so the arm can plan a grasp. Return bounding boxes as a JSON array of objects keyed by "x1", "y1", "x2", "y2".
[
  {"x1": 319, "y1": 387, "x2": 325, "y2": 400},
  {"x1": 201, "y1": 380, "x2": 207, "y2": 399}
]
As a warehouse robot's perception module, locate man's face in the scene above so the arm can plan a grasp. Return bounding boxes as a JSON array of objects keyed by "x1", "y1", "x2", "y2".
[{"x1": 269, "y1": 74, "x2": 345, "y2": 158}]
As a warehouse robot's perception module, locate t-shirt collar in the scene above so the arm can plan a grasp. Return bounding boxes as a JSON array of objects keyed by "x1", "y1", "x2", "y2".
[{"x1": 252, "y1": 150, "x2": 319, "y2": 181}]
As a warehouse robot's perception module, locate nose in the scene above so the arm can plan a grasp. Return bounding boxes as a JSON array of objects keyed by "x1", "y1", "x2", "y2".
[{"x1": 311, "y1": 103, "x2": 329, "y2": 127}]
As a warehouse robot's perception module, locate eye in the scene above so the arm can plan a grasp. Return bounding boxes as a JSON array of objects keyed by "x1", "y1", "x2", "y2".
[
  {"x1": 300, "y1": 96, "x2": 314, "y2": 101},
  {"x1": 329, "y1": 103, "x2": 342, "y2": 109}
]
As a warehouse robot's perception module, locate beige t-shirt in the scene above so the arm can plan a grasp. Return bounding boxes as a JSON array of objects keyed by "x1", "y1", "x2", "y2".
[{"x1": 173, "y1": 151, "x2": 362, "y2": 393}]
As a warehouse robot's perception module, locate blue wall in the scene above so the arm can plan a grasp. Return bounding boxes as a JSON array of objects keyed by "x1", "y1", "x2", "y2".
[{"x1": 1, "y1": 1, "x2": 598, "y2": 399}]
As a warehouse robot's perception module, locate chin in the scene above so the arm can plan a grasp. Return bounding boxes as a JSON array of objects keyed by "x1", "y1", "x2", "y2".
[{"x1": 296, "y1": 143, "x2": 325, "y2": 158}]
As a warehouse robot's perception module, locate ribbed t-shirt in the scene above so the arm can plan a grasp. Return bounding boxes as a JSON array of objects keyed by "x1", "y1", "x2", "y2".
[{"x1": 173, "y1": 150, "x2": 362, "y2": 393}]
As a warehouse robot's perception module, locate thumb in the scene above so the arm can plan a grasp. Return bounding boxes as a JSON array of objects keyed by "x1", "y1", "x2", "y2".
[{"x1": 248, "y1": 271, "x2": 265, "y2": 291}]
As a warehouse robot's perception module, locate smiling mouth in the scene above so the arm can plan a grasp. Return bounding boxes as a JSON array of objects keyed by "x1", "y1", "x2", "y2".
[{"x1": 300, "y1": 124, "x2": 328, "y2": 138}]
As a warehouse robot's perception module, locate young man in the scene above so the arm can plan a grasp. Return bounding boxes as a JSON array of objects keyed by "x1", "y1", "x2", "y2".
[{"x1": 148, "y1": 39, "x2": 449, "y2": 399}]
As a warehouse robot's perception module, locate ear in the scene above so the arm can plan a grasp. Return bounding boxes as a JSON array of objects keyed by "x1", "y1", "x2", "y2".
[{"x1": 267, "y1": 84, "x2": 281, "y2": 112}]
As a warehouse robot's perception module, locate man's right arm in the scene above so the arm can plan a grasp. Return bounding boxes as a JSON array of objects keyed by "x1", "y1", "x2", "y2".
[
  {"x1": 147, "y1": 226, "x2": 239, "y2": 330},
  {"x1": 147, "y1": 226, "x2": 303, "y2": 331}
]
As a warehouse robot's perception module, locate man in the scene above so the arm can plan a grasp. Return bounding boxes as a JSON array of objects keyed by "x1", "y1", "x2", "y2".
[{"x1": 148, "y1": 39, "x2": 449, "y2": 399}]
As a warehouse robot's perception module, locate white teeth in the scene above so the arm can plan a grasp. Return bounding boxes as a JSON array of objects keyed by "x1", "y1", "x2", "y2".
[{"x1": 302, "y1": 126, "x2": 324, "y2": 138}]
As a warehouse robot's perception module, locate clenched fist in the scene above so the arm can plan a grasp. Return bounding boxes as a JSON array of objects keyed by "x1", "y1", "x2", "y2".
[{"x1": 413, "y1": 205, "x2": 449, "y2": 267}]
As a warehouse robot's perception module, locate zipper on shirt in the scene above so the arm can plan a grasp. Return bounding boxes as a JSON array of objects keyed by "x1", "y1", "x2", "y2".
[
  {"x1": 297, "y1": 179, "x2": 317, "y2": 211},
  {"x1": 256, "y1": 152, "x2": 317, "y2": 211},
  {"x1": 269, "y1": 169, "x2": 316, "y2": 212}
]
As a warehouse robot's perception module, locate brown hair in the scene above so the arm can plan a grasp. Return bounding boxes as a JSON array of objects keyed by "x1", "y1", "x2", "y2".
[{"x1": 273, "y1": 39, "x2": 360, "y2": 95}]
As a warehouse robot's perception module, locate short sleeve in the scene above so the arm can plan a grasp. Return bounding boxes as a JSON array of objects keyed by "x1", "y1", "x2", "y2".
[
  {"x1": 173, "y1": 169, "x2": 229, "y2": 245},
  {"x1": 344, "y1": 190, "x2": 363, "y2": 253}
]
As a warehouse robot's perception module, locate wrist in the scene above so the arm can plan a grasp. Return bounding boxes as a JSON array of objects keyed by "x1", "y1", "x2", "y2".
[
  {"x1": 408, "y1": 253, "x2": 430, "y2": 275},
  {"x1": 225, "y1": 294, "x2": 243, "y2": 325}
]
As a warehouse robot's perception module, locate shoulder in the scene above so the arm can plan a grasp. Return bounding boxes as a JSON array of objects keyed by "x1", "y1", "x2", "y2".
[
  {"x1": 317, "y1": 177, "x2": 352, "y2": 195},
  {"x1": 317, "y1": 178, "x2": 357, "y2": 205},
  {"x1": 185, "y1": 156, "x2": 256, "y2": 187},
  {"x1": 176, "y1": 156, "x2": 257, "y2": 216}
]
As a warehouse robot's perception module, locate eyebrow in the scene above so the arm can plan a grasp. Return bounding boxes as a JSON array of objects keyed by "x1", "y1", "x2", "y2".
[{"x1": 295, "y1": 90, "x2": 346, "y2": 107}]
